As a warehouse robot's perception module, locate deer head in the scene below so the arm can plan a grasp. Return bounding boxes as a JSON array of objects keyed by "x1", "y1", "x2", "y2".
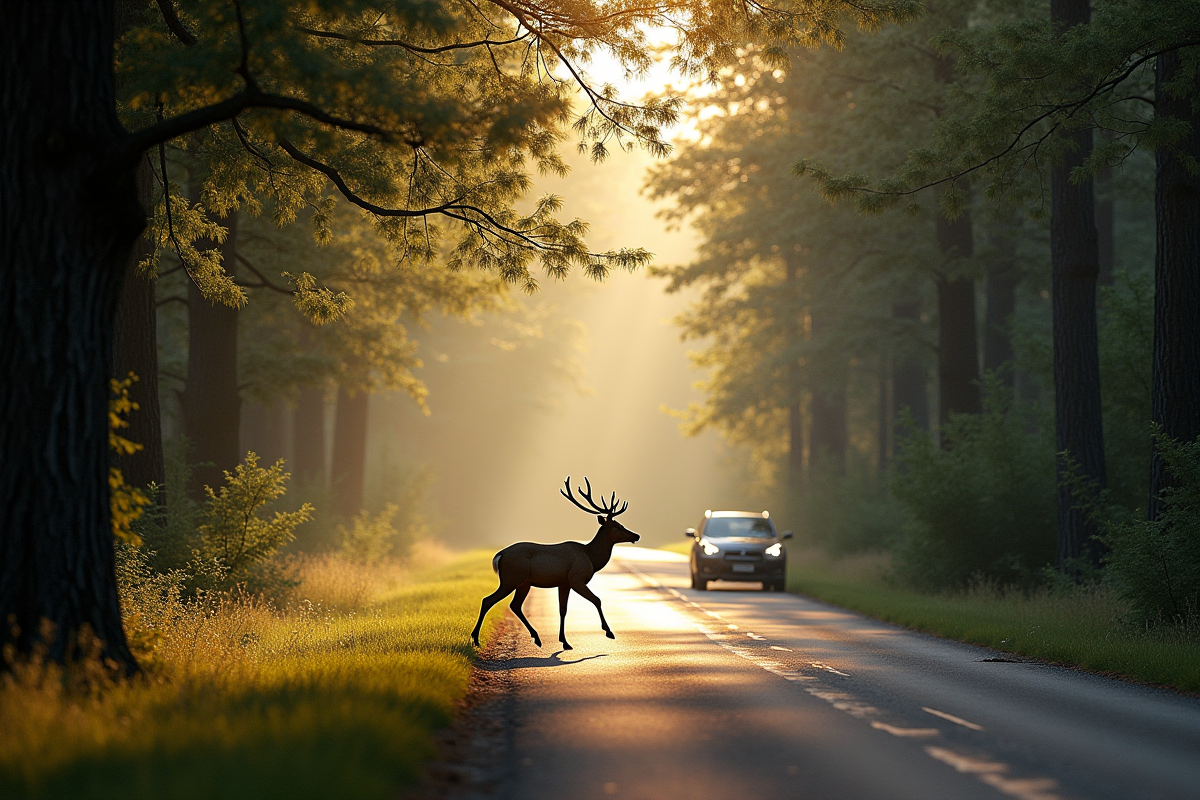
[{"x1": 561, "y1": 476, "x2": 640, "y2": 543}]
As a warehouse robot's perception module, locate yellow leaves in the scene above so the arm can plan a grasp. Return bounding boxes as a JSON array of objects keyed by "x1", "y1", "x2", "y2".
[
  {"x1": 109, "y1": 469, "x2": 150, "y2": 547},
  {"x1": 285, "y1": 271, "x2": 356, "y2": 323},
  {"x1": 109, "y1": 374, "x2": 150, "y2": 545}
]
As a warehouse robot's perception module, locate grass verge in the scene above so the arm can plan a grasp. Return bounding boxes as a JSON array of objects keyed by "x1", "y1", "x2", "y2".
[
  {"x1": 660, "y1": 542, "x2": 1200, "y2": 693},
  {"x1": 0, "y1": 550, "x2": 500, "y2": 800},
  {"x1": 785, "y1": 550, "x2": 1200, "y2": 693}
]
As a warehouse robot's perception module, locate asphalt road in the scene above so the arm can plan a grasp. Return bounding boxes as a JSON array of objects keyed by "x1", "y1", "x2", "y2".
[{"x1": 495, "y1": 547, "x2": 1200, "y2": 800}]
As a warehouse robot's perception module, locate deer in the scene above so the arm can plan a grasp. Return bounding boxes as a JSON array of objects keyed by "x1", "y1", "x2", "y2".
[{"x1": 470, "y1": 477, "x2": 640, "y2": 651}]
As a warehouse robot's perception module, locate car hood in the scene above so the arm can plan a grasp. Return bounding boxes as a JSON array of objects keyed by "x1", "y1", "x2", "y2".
[{"x1": 704, "y1": 537, "x2": 774, "y2": 548}]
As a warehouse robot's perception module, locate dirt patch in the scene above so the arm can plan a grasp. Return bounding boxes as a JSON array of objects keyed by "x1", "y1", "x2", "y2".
[{"x1": 403, "y1": 615, "x2": 521, "y2": 800}]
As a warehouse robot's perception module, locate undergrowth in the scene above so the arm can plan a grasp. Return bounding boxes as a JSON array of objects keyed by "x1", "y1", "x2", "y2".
[{"x1": 0, "y1": 549, "x2": 501, "y2": 800}]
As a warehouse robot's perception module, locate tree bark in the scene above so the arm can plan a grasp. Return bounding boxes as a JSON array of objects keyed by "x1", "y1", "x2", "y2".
[
  {"x1": 983, "y1": 226, "x2": 1018, "y2": 383},
  {"x1": 1051, "y1": 0, "x2": 1106, "y2": 569},
  {"x1": 809, "y1": 308, "x2": 847, "y2": 472},
  {"x1": 1096, "y1": 166, "x2": 1115, "y2": 287},
  {"x1": 241, "y1": 401, "x2": 287, "y2": 466},
  {"x1": 111, "y1": 161, "x2": 165, "y2": 496},
  {"x1": 0, "y1": 3, "x2": 142, "y2": 671},
  {"x1": 182, "y1": 193, "x2": 241, "y2": 499},
  {"x1": 784, "y1": 255, "x2": 804, "y2": 484},
  {"x1": 1149, "y1": 51, "x2": 1200, "y2": 519},
  {"x1": 935, "y1": 210, "x2": 981, "y2": 423},
  {"x1": 891, "y1": 301, "x2": 930, "y2": 431},
  {"x1": 332, "y1": 386, "x2": 369, "y2": 516}
]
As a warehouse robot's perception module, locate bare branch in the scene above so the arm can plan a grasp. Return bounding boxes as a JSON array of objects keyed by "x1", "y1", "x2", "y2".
[
  {"x1": 296, "y1": 25, "x2": 531, "y2": 54},
  {"x1": 154, "y1": 0, "x2": 196, "y2": 46},
  {"x1": 236, "y1": 254, "x2": 293, "y2": 294},
  {"x1": 118, "y1": 90, "x2": 393, "y2": 168}
]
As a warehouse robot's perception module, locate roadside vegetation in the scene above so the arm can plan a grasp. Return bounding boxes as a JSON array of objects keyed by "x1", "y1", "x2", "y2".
[
  {"x1": 786, "y1": 550, "x2": 1200, "y2": 694},
  {"x1": 1, "y1": 452, "x2": 500, "y2": 799}
]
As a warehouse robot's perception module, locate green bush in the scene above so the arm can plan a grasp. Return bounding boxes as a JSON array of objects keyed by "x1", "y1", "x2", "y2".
[
  {"x1": 789, "y1": 461, "x2": 909, "y2": 554},
  {"x1": 891, "y1": 381, "x2": 1057, "y2": 589},
  {"x1": 1104, "y1": 431, "x2": 1200, "y2": 626}
]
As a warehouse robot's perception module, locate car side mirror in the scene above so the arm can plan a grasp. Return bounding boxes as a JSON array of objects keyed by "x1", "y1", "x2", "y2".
[
  {"x1": 684, "y1": 528, "x2": 697, "y2": 538},
  {"x1": 781, "y1": 531, "x2": 793, "y2": 540}
]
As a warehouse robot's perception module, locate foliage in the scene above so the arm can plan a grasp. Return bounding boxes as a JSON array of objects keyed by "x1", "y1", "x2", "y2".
[
  {"x1": 791, "y1": 463, "x2": 910, "y2": 554},
  {"x1": 1104, "y1": 431, "x2": 1200, "y2": 626},
  {"x1": 891, "y1": 382, "x2": 1057, "y2": 589},
  {"x1": 0, "y1": 553, "x2": 501, "y2": 799},
  {"x1": 800, "y1": 0, "x2": 1200, "y2": 212},
  {"x1": 109, "y1": 374, "x2": 152, "y2": 545},
  {"x1": 114, "y1": 0, "x2": 924, "y2": 306},
  {"x1": 339, "y1": 504, "x2": 415, "y2": 564},
  {"x1": 199, "y1": 453, "x2": 314, "y2": 584}
]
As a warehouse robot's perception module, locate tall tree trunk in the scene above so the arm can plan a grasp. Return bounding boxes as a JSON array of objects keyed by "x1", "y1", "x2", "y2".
[
  {"x1": 1096, "y1": 166, "x2": 1115, "y2": 287},
  {"x1": 784, "y1": 255, "x2": 805, "y2": 485},
  {"x1": 891, "y1": 301, "x2": 930, "y2": 432},
  {"x1": 183, "y1": 193, "x2": 241, "y2": 499},
  {"x1": 808, "y1": 309, "x2": 847, "y2": 472},
  {"x1": 935, "y1": 210, "x2": 981, "y2": 423},
  {"x1": 983, "y1": 225, "x2": 1019, "y2": 383},
  {"x1": 0, "y1": 3, "x2": 142, "y2": 671},
  {"x1": 878, "y1": 351, "x2": 890, "y2": 473},
  {"x1": 1149, "y1": 51, "x2": 1200, "y2": 519},
  {"x1": 332, "y1": 386, "x2": 369, "y2": 516},
  {"x1": 241, "y1": 401, "x2": 287, "y2": 466},
  {"x1": 1051, "y1": 0, "x2": 1106, "y2": 569},
  {"x1": 293, "y1": 387, "x2": 327, "y2": 486},
  {"x1": 111, "y1": 161, "x2": 165, "y2": 496}
]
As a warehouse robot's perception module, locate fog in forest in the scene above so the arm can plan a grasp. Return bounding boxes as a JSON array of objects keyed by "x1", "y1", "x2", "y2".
[{"x1": 368, "y1": 146, "x2": 754, "y2": 549}]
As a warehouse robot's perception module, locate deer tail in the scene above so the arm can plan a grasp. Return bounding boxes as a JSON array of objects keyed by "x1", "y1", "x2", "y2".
[{"x1": 492, "y1": 552, "x2": 502, "y2": 574}]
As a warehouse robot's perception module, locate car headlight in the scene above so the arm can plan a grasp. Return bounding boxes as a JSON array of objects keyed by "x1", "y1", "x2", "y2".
[
  {"x1": 701, "y1": 540, "x2": 720, "y2": 556},
  {"x1": 765, "y1": 542, "x2": 783, "y2": 557}
]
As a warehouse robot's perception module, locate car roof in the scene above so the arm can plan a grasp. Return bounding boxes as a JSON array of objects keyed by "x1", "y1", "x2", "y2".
[{"x1": 706, "y1": 510, "x2": 769, "y2": 518}]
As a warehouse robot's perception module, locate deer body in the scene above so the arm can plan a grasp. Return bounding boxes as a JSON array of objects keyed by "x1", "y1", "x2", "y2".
[{"x1": 471, "y1": 478, "x2": 639, "y2": 650}]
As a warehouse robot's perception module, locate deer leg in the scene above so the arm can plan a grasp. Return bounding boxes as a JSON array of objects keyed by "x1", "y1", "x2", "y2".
[
  {"x1": 572, "y1": 583, "x2": 615, "y2": 639},
  {"x1": 557, "y1": 585, "x2": 572, "y2": 650},
  {"x1": 471, "y1": 584, "x2": 516, "y2": 647},
  {"x1": 509, "y1": 583, "x2": 541, "y2": 647}
]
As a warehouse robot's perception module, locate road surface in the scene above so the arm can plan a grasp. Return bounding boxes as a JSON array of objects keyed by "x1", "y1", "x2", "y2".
[{"x1": 486, "y1": 547, "x2": 1200, "y2": 800}]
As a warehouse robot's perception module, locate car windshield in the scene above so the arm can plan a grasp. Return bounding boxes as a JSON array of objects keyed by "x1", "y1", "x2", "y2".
[{"x1": 703, "y1": 517, "x2": 775, "y2": 539}]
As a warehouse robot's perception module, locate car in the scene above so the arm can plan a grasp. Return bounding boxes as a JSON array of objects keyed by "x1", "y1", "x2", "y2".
[{"x1": 685, "y1": 510, "x2": 793, "y2": 591}]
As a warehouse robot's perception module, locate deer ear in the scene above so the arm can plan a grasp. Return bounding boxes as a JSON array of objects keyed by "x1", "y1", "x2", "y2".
[{"x1": 597, "y1": 515, "x2": 606, "y2": 526}]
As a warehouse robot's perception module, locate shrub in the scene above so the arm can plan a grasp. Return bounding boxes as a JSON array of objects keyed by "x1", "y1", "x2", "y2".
[
  {"x1": 199, "y1": 453, "x2": 314, "y2": 590},
  {"x1": 789, "y1": 461, "x2": 909, "y2": 555},
  {"x1": 891, "y1": 380, "x2": 1057, "y2": 589},
  {"x1": 1104, "y1": 431, "x2": 1200, "y2": 626}
]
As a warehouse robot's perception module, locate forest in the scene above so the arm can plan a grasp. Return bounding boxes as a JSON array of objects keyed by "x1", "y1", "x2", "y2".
[
  {"x1": 647, "y1": 0, "x2": 1200, "y2": 628},
  {"x1": 2, "y1": 0, "x2": 1199, "y2": 796}
]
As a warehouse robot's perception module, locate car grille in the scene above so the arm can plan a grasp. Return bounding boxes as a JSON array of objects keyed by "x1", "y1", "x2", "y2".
[{"x1": 723, "y1": 550, "x2": 763, "y2": 563}]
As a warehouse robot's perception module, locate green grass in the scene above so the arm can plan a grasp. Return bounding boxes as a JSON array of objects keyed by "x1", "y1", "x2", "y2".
[
  {"x1": 784, "y1": 550, "x2": 1200, "y2": 694},
  {"x1": 0, "y1": 551, "x2": 501, "y2": 799}
]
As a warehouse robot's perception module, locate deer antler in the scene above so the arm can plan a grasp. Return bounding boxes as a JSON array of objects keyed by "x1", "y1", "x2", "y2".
[{"x1": 561, "y1": 476, "x2": 628, "y2": 518}]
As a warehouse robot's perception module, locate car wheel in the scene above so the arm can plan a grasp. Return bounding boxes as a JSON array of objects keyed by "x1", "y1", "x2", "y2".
[{"x1": 691, "y1": 573, "x2": 708, "y2": 590}]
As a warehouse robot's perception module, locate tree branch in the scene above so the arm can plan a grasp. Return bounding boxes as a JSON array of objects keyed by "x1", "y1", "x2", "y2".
[
  {"x1": 117, "y1": 90, "x2": 393, "y2": 169},
  {"x1": 236, "y1": 254, "x2": 293, "y2": 294},
  {"x1": 295, "y1": 25, "x2": 531, "y2": 54},
  {"x1": 154, "y1": 0, "x2": 196, "y2": 46}
]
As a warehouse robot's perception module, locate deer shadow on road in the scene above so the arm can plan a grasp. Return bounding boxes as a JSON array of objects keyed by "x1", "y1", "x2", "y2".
[{"x1": 477, "y1": 651, "x2": 608, "y2": 671}]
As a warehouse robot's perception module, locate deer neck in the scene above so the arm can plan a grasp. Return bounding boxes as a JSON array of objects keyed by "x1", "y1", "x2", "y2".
[{"x1": 584, "y1": 530, "x2": 616, "y2": 571}]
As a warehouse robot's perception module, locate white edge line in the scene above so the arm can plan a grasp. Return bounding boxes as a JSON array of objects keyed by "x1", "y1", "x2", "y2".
[{"x1": 923, "y1": 706, "x2": 984, "y2": 731}]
